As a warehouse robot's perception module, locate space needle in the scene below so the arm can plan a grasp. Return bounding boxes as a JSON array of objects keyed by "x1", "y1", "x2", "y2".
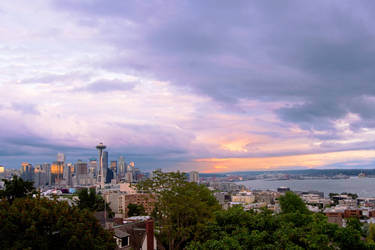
[{"x1": 96, "y1": 142, "x2": 106, "y2": 189}]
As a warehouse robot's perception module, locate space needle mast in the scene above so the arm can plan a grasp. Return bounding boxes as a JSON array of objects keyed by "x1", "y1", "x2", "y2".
[{"x1": 96, "y1": 142, "x2": 106, "y2": 189}]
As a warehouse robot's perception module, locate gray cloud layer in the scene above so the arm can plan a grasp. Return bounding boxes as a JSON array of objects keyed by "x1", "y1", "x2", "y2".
[
  {"x1": 4, "y1": 1, "x2": 375, "y2": 170},
  {"x1": 53, "y1": 0, "x2": 375, "y2": 134}
]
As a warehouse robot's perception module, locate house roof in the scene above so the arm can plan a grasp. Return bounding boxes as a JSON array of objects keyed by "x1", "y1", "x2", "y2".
[{"x1": 114, "y1": 229, "x2": 130, "y2": 238}]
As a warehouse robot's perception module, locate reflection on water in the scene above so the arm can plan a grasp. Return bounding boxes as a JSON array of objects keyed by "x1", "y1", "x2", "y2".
[{"x1": 237, "y1": 177, "x2": 375, "y2": 197}]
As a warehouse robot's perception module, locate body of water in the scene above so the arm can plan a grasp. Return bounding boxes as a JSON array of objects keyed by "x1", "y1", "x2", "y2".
[{"x1": 238, "y1": 177, "x2": 375, "y2": 197}]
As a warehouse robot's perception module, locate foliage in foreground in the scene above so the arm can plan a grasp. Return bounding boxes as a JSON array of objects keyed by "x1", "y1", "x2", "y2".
[
  {"x1": 76, "y1": 187, "x2": 114, "y2": 217},
  {"x1": 138, "y1": 170, "x2": 221, "y2": 250},
  {"x1": 0, "y1": 176, "x2": 35, "y2": 203},
  {"x1": 127, "y1": 203, "x2": 147, "y2": 217},
  {"x1": 186, "y1": 192, "x2": 375, "y2": 250},
  {"x1": 0, "y1": 197, "x2": 116, "y2": 250}
]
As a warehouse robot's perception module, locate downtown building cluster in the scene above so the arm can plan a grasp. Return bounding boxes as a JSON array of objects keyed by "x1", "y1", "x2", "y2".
[{"x1": 19, "y1": 143, "x2": 144, "y2": 189}]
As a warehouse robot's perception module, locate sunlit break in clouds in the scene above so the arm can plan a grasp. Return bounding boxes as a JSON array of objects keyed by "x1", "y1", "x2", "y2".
[{"x1": 2, "y1": 1, "x2": 375, "y2": 172}]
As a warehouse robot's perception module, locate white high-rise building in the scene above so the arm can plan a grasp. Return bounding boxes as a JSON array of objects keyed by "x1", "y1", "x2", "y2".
[
  {"x1": 88, "y1": 158, "x2": 97, "y2": 177},
  {"x1": 57, "y1": 153, "x2": 65, "y2": 163},
  {"x1": 118, "y1": 156, "x2": 126, "y2": 178},
  {"x1": 189, "y1": 171, "x2": 199, "y2": 183}
]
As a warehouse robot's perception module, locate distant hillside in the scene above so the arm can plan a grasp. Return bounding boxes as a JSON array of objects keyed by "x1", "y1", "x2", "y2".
[{"x1": 200, "y1": 168, "x2": 375, "y2": 177}]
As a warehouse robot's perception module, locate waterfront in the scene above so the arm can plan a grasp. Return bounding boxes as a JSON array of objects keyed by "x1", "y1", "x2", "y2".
[{"x1": 238, "y1": 177, "x2": 375, "y2": 197}]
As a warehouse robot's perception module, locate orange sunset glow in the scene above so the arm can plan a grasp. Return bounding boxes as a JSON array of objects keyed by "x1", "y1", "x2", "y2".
[{"x1": 197, "y1": 150, "x2": 375, "y2": 173}]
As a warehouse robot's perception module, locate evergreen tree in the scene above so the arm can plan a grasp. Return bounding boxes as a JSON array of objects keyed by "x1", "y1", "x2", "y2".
[
  {"x1": 0, "y1": 175, "x2": 36, "y2": 203},
  {"x1": 0, "y1": 197, "x2": 116, "y2": 250}
]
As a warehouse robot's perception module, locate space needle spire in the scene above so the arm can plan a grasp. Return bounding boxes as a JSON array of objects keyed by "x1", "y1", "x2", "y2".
[{"x1": 96, "y1": 142, "x2": 106, "y2": 189}]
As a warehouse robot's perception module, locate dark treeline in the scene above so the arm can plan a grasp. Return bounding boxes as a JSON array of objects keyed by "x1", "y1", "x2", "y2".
[{"x1": 0, "y1": 176, "x2": 116, "y2": 250}]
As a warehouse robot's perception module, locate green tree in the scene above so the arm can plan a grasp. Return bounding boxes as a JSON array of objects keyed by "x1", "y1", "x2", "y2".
[
  {"x1": 279, "y1": 191, "x2": 310, "y2": 214},
  {"x1": 76, "y1": 188, "x2": 104, "y2": 211},
  {"x1": 329, "y1": 193, "x2": 339, "y2": 199},
  {"x1": 341, "y1": 192, "x2": 358, "y2": 200},
  {"x1": 137, "y1": 170, "x2": 221, "y2": 250},
  {"x1": 186, "y1": 202, "x2": 365, "y2": 250},
  {"x1": 0, "y1": 176, "x2": 36, "y2": 203},
  {"x1": 76, "y1": 188, "x2": 114, "y2": 218},
  {"x1": 127, "y1": 203, "x2": 146, "y2": 217},
  {"x1": 334, "y1": 226, "x2": 364, "y2": 250},
  {"x1": 0, "y1": 197, "x2": 116, "y2": 250},
  {"x1": 368, "y1": 223, "x2": 375, "y2": 243}
]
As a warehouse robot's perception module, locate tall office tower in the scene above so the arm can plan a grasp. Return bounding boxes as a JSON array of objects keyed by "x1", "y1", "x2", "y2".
[
  {"x1": 0, "y1": 165, "x2": 4, "y2": 174},
  {"x1": 62, "y1": 164, "x2": 71, "y2": 186},
  {"x1": 67, "y1": 163, "x2": 74, "y2": 174},
  {"x1": 33, "y1": 164, "x2": 41, "y2": 187},
  {"x1": 75, "y1": 160, "x2": 88, "y2": 176},
  {"x1": 75, "y1": 160, "x2": 88, "y2": 186},
  {"x1": 118, "y1": 156, "x2": 126, "y2": 178},
  {"x1": 51, "y1": 161, "x2": 64, "y2": 186},
  {"x1": 125, "y1": 161, "x2": 135, "y2": 182},
  {"x1": 110, "y1": 160, "x2": 117, "y2": 174},
  {"x1": 96, "y1": 143, "x2": 106, "y2": 188},
  {"x1": 21, "y1": 162, "x2": 34, "y2": 181},
  {"x1": 34, "y1": 164, "x2": 48, "y2": 187},
  {"x1": 103, "y1": 151, "x2": 108, "y2": 182},
  {"x1": 88, "y1": 158, "x2": 97, "y2": 176},
  {"x1": 127, "y1": 161, "x2": 135, "y2": 173},
  {"x1": 125, "y1": 171, "x2": 133, "y2": 183},
  {"x1": 110, "y1": 160, "x2": 117, "y2": 181},
  {"x1": 189, "y1": 171, "x2": 199, "y2": 183},
  {"x1": 42, "y1": 163, "x2": 51, "y2": 185},
  {"x1": 57, "y1": 152, "x2": 65, "y2": 163}
]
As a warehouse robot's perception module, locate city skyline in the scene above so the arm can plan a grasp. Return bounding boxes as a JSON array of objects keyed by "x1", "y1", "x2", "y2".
[{"x1": 3, "y1": 1, "x2": 375, "y2": 172}]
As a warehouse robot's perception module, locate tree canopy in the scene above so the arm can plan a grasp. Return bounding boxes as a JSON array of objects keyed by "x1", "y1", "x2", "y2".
[
  {"x1": 127, "y1": 203, "x2": 146, "y2": 217},
  {"x1": 186, "y1": 193, "x2": 370, "y2": 250},
  {"x1": 0, "y1": 197, "x2": 116, "y2": 250},
  {"x1": 76, "y1": 187, "x2": 113, "y2": 217},
  {"x1": 0, "y1": 176, "x2": 35, "y2": 203},
  {"x1": 137, "y1": 170, "x2": 221, "y2": 250},
  {"x1": 279, "y1": 191, "x2": 310, "y2": 214}
]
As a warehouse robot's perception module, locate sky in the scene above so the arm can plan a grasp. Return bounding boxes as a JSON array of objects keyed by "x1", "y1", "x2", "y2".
[{"x1": 2, "y1": 0, "x2": 375, "y2": 172}]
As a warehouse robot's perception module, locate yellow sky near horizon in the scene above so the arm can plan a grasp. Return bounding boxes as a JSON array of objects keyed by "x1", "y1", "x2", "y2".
[{"x1": 196, "y1": 149, "x2": 375, "y2": 173}]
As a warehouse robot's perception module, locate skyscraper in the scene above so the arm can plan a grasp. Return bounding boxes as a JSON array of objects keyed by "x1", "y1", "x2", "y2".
[
  {"x1": 110, "y1": 160, "x2": 117, "y2": 174},
  {"x1": 63, "y1": 163, "x2": 72, "y2": 186},
  {"x1": 88, "y1": 158, "x2": 97, "y2": 176},
  {"x1": 42, "y1": 163, "x2": 51, "y2": 186},
  {"x1": 125, "y1": 161, "x2": 135, "y2": 183},
  {"x1": 96, "y1": 143, "x2": 106, "y2": 188},
  {"x1": 127, "y1": 161, "x2": 135, "y2": 173},
  {"x1": 51, "y1": 161, "x2": 64, "y2": 186},
  {"x1": 110, "y1": 160, "x2": 117, "y2": 181},
  {"x1": 103, "y1": 151, "x2": 108, "y2": 181},
  {"x1": 75, "y1": 160, "x2": 88, "y2": 186},
  {"x1": 118, "y1": 156, "x2": 126, "y2": 178},
  {"x1": 189, "y1": 171, "x2": 199, "y2": 183},
  {"x1": 57, "y1": 152, "x2": 65, "y2": 163},
  {"x1": 21, "y1": 162, "x2": 34, "y2": 181}
]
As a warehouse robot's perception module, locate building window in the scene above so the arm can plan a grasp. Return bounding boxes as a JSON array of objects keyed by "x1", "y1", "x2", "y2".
[{"x1": 121, "y1": 236, "x2": 129, "y2": 247}]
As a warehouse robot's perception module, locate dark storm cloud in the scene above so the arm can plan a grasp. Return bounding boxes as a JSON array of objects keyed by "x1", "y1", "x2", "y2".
[{"x1": 53, "y1": 1, "x2": 375, "y2": 134}]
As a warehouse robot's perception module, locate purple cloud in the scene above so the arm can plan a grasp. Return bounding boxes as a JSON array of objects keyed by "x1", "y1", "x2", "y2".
[{"x1": 73, "y1": 79, "x2": 137, "y2": 93}]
